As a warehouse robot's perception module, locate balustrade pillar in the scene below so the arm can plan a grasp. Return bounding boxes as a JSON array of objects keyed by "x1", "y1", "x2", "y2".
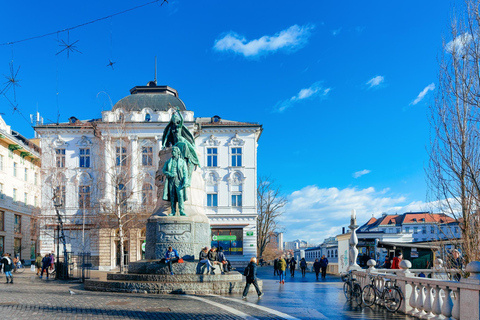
[
  {"x1": 409, "y1": 283, "x2": 418, "y2": 316},
  {"x1": 431, "y1": 285, "x2": 443, "y2": 320},
  {"x1": 422, "y1": 283, "x2": 435, "y2": 319},
  {"x1": 417, "y1": 283, "x2": 427, "y2": 317},
  {"x1": 441, "y1": 286, "x2": 454, "y2": 320}
]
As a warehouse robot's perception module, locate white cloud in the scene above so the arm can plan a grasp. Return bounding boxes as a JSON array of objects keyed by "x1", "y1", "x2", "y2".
[
  {"x1": 213, "y1": 24, "x2": 314, "y2": 57},
  {"x1": 446, "y1": 33, "x2": 473, "y2": 55},
  {"x1": 274, "y1": 82, "x2": 331, "y2": 113},
  {"x1": 353, "y1": 169, "x2": 371, "y2": 178},
  {"x1": 411, "y1": 83, "x2": 435, "y2": 105},
  {"x1": 366, "y1": 75, "x2": 384, "y2": 88},
  {"x1": 280, "y1": 185, "x2": 432, "y2": 244},
  {"x1": 332, "y1": 28, "x2": 342, "y2": 36}
]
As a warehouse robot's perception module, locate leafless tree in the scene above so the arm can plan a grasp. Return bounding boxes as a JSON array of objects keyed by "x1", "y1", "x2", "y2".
[
  {"x1": 427, "y1": 0, "x2": 480, "y2": 265},
  {"x1": 257, "y1": 176, "x2": 287, "y2": 258}
]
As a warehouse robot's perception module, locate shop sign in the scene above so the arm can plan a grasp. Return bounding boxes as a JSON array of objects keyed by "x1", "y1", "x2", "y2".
[
  {"x1": 358, "y1": 240, "x2": 376, "y2": 246},
  {"x1": 250, "y1": 244, "x2": 254, "y2": 247},
  {"x1": 246, "y1": 231, "x2": 254, "y2": 236},
  {"x1": 212, "y1": 235, "x2": 237, "y2": 241}
]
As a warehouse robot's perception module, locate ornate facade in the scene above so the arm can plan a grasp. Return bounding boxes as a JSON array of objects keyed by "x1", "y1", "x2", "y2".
[{"x1": 35, "y1": 82, "x2": 262, "y2": 270}]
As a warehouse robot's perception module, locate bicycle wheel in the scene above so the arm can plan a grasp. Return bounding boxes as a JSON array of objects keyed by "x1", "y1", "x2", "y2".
[
  {"x1": 362, "y1": 285, "x2": 376, "y2": 306},
  {"x1": 384, "y1": 287, "x2": 402, "y2": 312},
  {"x1": 352, "y1": 283, "x2": 362, "y2": 306},
  {"x1": 16, "y1": 265, "x2": 25, "y2": 273},
  {"x1": 343, "y1": 282, "x2": 352, "y2": 300}
]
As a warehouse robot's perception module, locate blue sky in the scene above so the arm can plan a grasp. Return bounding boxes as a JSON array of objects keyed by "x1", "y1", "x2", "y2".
[{"x1": 0, "y1": 1, "x2": 458, "y2": 243}]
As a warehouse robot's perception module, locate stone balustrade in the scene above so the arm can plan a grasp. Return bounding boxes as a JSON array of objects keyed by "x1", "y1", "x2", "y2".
[{"x1": 351, "y1": 259, "x2": 480, "y2": 319}]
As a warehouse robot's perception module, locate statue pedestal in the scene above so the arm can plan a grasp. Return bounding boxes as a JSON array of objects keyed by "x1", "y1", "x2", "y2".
[{"x1": 145, "y1": 215, "x2": 210, "y2": 261}]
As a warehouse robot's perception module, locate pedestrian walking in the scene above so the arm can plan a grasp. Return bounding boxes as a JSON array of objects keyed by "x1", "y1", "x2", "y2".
[
  {"x1": 165, "y1": 246, "x2": 180, "y2": 275},
  {"x1": 1, "y1": 253, "x2": 13, "y2": 284},
  {"x1": 35, "y1": 253, "x2": 42, "y2": 275},
  {"x1": 313, "y1": 258, "x2": 321, "y2": 280},
  {"x1": 382, "y1": 257, "x2": 391, "y2": 269},
  {"x1": 319, "y1": 255, "x2": 329, "y2": 278},
  {"x1": 391, "y1": 253, "x2": 402, "y2": 269},
  {"x1": 289, "y1": 257, "x2": 296, "y2": 277},
  {"x1": 242, "y1": 257, "x2": 263, "y2": 300},
  {"x1": 40, "y1": 253, "x2": 51, "y2": 279},
  {"x1": 273, "y1": 258, "x2": 279, "y2": 276},
  {"x1": 300, "y1": 258, "x2": 307, "y2": 276},
  {"x1": 277, "y1": 256, "x2": 287, "y2": 284}
]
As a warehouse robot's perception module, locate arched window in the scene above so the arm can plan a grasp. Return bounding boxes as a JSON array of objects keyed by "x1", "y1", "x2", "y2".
[
  {"x1": 145, "y1": 113, "x2": 151, "y2": 122},
  {"x1": 142, "y1": 183, "x2": 153, "y2": 205}
]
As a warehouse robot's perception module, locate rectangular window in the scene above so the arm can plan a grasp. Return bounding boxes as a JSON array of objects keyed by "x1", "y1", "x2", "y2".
[
  {"x1": 207, "y1": 148, "x2": 217, "y2": 167},
  {"x1": 55, "y1": 186, "x2": 66, "y2": 207},
  {"x1": 405, "y1": 227, "x2": 410, "y2": 233},
  {"x1": 14, "y1": 214, "x2": 21, "y2": 234},
  {"x1": 0, "y1": 211, "x2": 4, "y2": 231},
  {"x1": 422, "y1": 226, "x2": 427, "y2": 234},
  {"x1": 207, "y1": 193, "x2": 218, "y2": 207},
  {"x1": 455, "y1": 227, "x2": 459, "y2": 234},
  {"x1": 34, "y1": 172, "x2": 38, "y2": 185},
  {"x1": 79, "y1": 185, "x2": 91, "y2": 208},
  {"x1": 431, "y1": 226, "x2": 435, "y2": 233},
  {"x1": 79, "y1": 148, "x2": 90, "y2": 168},
  {"x1": 0, "y1": 155, "x2": 3, "y2": 170},
  {"x1": 231, "y1": 148, "x2": 242, "y2": 167},
  {"x1": 24, "y1": 192, "x2": 28, "y2": 205},
  {"x1": 14, "y1": 238, "x2": 21, "y2": 258},
  {"x1": 396, "y1": 228, "x2": 401, "y2": 233},
  {"x1": 34, "y1": 196, "x2": 38, "y2": 207},
  {"x1": 232, "y1": 194, "x2": 242, "y2": 207},
  {"x1": 116, "y1": 147, "x2": 127, "y2": 167},
  {"x1": 0, "y1": 183, "x2": 3, "y2": 199},
  {"x1": 414, "y1": 227, "x2": 418, "y2": 234},
  {"x1": 24, "y1": 168, "x2": 28, "y2": 181},
  {"x1": 142, "y1": 184, "x2": 153, "y2": 205},
  {"x1": 142, "y1": 146, "x2": 153, "y2": 166},
  {"x1": 55, "y1": 149, "x2": 66, "y2": 168},
  {"x1": 13, "y1": 162, "x2": 17, "y2": 176},
  {"x1": 13, "y1": 188, "x2": 17, "y2": 201}
]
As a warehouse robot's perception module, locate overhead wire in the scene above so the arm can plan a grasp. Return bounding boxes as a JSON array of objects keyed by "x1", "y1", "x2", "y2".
[{"x1": 0, "y1": 0, "x2": 167, "y2": 46}]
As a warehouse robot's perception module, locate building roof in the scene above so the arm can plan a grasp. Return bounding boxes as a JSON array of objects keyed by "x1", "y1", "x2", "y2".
[
  {"x1": 402, "y1": 212, "x2": 455, "y2": 224},
  {"x1": 112, "y1": 83, "x2": 186, "y2": 112},
  {"x1": 196, "y1": 116, "x2": 261, "y2": 127}
]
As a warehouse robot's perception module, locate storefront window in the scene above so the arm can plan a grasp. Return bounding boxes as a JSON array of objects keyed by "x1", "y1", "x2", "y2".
[
  {"x1": 211, "y1": 228, "x2": 243, "y2": 255},
  {"x1": 14, "y1": 238, "x2": 21, "y2": 258}
]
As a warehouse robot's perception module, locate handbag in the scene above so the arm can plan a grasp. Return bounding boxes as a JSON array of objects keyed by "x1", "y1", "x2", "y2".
[{"x1": 178, "y1": 258, "x2": 184, "y2": 263}]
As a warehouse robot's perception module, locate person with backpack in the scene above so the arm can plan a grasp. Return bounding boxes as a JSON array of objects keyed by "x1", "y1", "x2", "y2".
[
  {"x1": 1, "y1": 253, "x2": 13, "y2": 284},
  {"x1": 242, "y1": 257, "x2": 263, "y2": 299},
  {"x1": 300, "y1": 258, "x2": 307, "y2": 276},
  {"x1": 277, "y1": 256, "x2": 287, "y2": 284},
  {"x1": 289, "y1": 257, "x2": 296, "y2": 277},
  {"x1": 319, "y1": 255, "x2": 329, "y2": 279}
]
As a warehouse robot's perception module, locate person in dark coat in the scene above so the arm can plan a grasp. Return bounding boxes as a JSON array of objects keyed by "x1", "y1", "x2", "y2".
[
  {"x1": 300, "y1": 258, "x2": 307, "y2": 276},
  {"x1": 313, "y1": 258, "x2": 321, "y2": 280},
  {"x1": 273, "y1": 258, "x2": 279, "y2": 276},
  {"x1": 242, "y1": 257, "x2": 263, "y2": 299},
  {"x1": 1, "y1": 253, "x2": 13, "y2": 284},
  {"x1": 319, "y1": 255, "x2": 329, "y2": 278},
  {"x1": 40, "y1": 253, "x2": 51, "y2": 279},
  {"x1": 289, "y1": 257, "x2": 297, "y2": 277}
]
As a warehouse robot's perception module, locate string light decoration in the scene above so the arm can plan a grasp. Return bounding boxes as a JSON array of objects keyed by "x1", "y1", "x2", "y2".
[
  {"x1": 1, "y1": 61, "x2": 21, "y2": 102},
  {"x1": 56, "y1": 31, "x2": 81, "y2": 58}
]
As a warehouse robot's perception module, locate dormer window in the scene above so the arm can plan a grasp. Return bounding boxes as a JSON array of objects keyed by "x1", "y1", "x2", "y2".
[
  {"x1": 212, "y1": 115, "x2": 221, "y2": 123},
  {"x1": 145, "y1": 113, "x2": 151, "y2": 122},
  {"x1": 412, "y1": 218, "x2": 417, "y2": 222}
]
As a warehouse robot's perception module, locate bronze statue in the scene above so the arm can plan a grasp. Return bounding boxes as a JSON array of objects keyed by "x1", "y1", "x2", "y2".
[{"x1": 162, "y1": 146, "x2": 188, "y2": 216}]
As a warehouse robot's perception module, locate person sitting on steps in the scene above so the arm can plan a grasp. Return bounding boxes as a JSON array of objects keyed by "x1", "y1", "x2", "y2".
[
  {"x1": 198, "y1": 247, "x2": 215, "y2": 274},
  {"x1": 165, "y1": 246, "x2": 180, "y2": 275}
]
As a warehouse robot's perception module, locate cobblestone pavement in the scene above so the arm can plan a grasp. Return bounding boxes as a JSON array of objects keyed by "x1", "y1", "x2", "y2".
[{"x1": 0, "y1": 268, "x2": 414, "y2": 319}]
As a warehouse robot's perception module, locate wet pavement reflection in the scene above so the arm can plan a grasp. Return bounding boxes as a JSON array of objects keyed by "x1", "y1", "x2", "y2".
[{"x1": 228, "y1": 265, "x2": 415, "y2": 320}]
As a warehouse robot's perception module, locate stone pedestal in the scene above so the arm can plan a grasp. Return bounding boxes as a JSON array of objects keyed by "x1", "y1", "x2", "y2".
[{"x1": 145, "y1": 215, "x2": 210, "y2": 261}]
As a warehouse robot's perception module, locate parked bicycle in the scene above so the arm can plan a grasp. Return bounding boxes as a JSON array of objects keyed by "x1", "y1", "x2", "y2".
[
  {"x1": 341, "y1": 271, "x2": 362, "y2": 306},
  {"x1": 362, "y1": 274, "x2": 403, "y2": 312}
]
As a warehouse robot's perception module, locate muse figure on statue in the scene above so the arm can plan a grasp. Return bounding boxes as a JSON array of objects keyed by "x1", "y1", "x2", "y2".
[
  {"x1": 162, "y1": 107, "x2": 199, "y2": 187},
  {"x1": 162, "y1": 146, "x2": 188, "y2": 216}
]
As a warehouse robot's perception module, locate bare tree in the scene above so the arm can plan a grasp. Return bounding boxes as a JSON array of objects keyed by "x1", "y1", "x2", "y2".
[
  {"x1": 257, "y1": 176, "x2": 287, "y2": 258},
  {"x1": 427, "y1": 0, "x2": 480, "y2": 265}
]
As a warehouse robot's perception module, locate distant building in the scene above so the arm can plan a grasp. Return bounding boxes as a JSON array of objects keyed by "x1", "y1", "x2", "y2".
[
  {"x1": 0, "y1": 115, "x2": 42, "y2": 260},
  {"x1": 267, "y1": 232, "x2": 283, "y2": 251}
]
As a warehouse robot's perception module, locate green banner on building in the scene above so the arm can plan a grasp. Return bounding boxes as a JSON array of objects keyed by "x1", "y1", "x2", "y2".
[{"x1": 212, "y1": 235, "x2": 237, "y2": 241}]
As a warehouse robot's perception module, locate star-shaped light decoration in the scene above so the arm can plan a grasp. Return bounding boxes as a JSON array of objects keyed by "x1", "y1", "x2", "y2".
[
  {"x1": 107, "y1": 59, "x2": 116, "y2": 70},
  {"x1": 2, "y1": 61, "x2": 21, "y2": 102},
  {"x1": 56, "y1": 32, "x2": 81, "y2": 58}
]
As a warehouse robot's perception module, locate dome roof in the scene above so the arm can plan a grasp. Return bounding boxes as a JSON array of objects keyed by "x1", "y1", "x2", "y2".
[{"x1": 112, "y1": 83, "x2": 186, "y2": 112}]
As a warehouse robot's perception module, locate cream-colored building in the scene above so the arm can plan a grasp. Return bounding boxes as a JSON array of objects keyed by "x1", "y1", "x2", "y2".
[
  {"x1": 35, "y1": 81, "x2": 262, "y2": 270},
  {"x1": 0, "y1": 115, "x2": 41, "y2": 261}
]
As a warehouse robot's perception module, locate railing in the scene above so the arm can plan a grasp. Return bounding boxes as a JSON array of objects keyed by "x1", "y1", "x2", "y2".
[{"x1": 351, "y1": 259, "x2": 480, "y2": 319}]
